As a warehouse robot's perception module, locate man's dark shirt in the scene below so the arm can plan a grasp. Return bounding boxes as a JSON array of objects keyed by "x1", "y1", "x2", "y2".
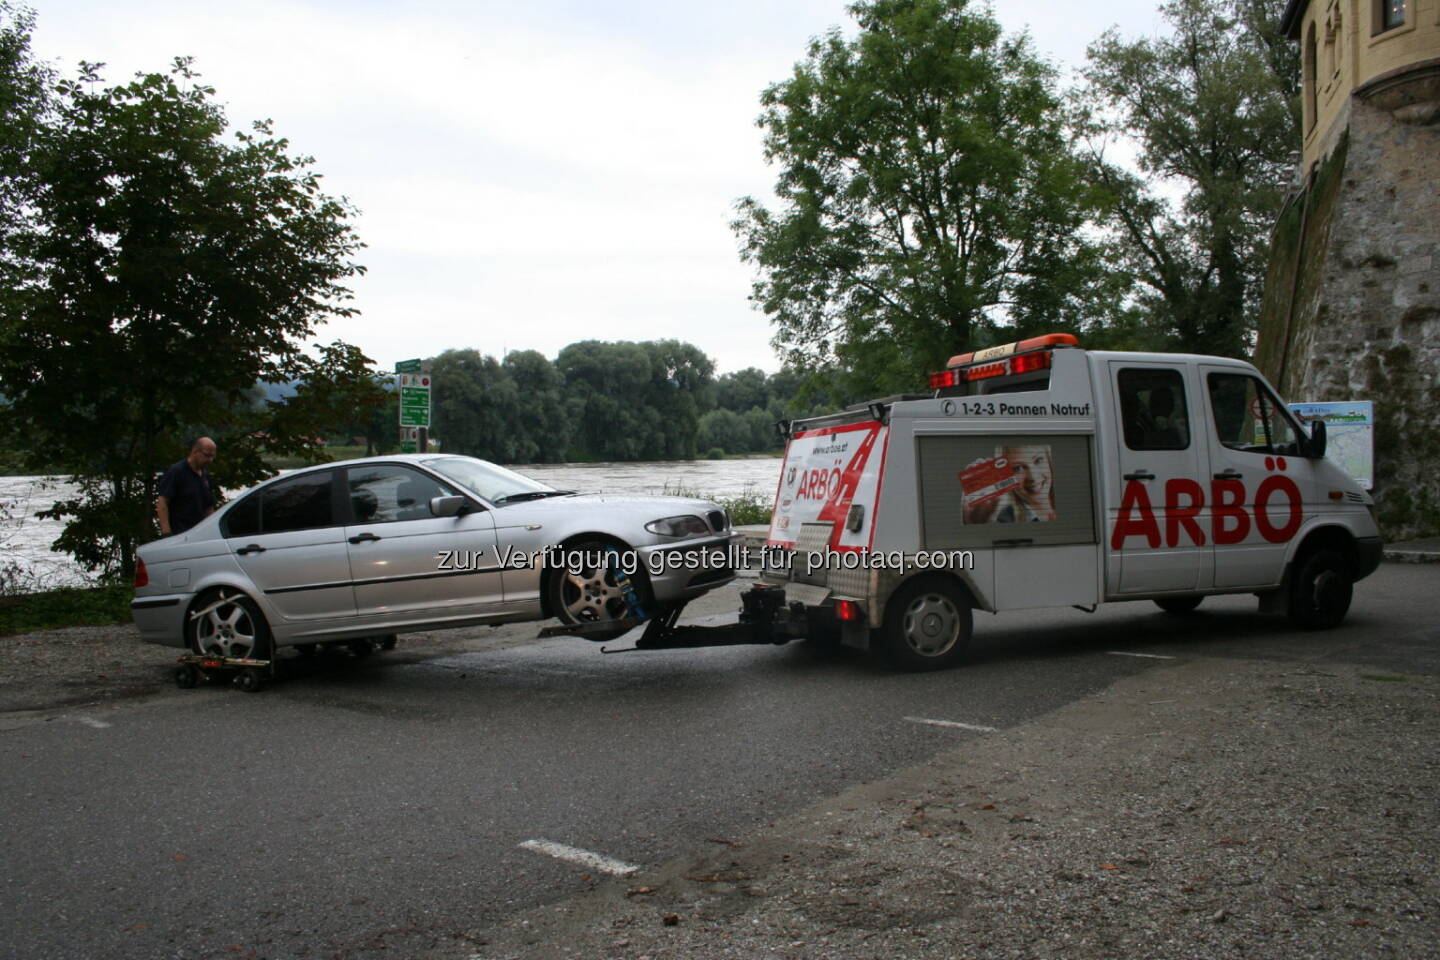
[{"x1": 158, "y1": 459, "x2": 214, "y2": 534}]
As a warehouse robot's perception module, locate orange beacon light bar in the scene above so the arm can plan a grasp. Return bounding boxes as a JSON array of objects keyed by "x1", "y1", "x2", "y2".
[{"x1": 928, "y1": 333, "x2": 1079, "y2": 389}]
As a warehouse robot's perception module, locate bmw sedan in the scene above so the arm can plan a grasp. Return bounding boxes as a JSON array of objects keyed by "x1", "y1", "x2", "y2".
[{"x1": 131, "y1": 455, "x2": 744, "y2": 658}]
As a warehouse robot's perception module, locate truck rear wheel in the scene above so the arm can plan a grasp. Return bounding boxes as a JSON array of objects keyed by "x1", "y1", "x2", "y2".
[
  {"x1": 1288, "y1": 549, "x2": 1353, "y2": 630},
  {"x1": 1155, "y1": 596, "x2": 1203, "y2": 615},
  {"x1": 880, "y1": 576, "x2": 971, "y2": 671}
]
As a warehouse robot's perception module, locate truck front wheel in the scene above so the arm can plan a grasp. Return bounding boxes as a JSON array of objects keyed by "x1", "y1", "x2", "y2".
[
  {"x1": 1288, "y1": 549, "x2": 1353, "y2": 630},
  {"x1": 880, "y1": 576, "x2": 972, "y2": 671}
]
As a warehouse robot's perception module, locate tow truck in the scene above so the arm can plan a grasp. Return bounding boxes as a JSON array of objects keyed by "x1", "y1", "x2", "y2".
[{"x1": 546, "y1": 334, "x2": 1382, "y2": 670}]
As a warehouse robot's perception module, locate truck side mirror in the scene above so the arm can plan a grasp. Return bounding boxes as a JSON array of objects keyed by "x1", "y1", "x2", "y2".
[{"x1": 1307, "y1": 419, "x2": 1327, "y2": 460}]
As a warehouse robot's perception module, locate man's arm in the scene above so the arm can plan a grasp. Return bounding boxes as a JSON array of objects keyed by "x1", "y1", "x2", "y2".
[{"x1": 156, "y1": 496, "x2": 172, "y2": 536}]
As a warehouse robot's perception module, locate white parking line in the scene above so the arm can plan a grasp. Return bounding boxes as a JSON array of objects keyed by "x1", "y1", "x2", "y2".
[
  {"x1": 73, "y1": 717, "x2": 112, "y2": 729},
  {"x1": 1105, "y1": 651, "x2": 1176, "y2": 660},
  {"x1": 904, "y1": 716, "x2": 998, "y2": 733},
  {"x1": 518, "y1": 839, "x2": 641, "y2": 876}
]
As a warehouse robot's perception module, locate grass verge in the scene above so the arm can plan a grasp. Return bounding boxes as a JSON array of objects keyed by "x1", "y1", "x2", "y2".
[{"x1": 0, "y1": 584, "x2": 134, "y2": 636}]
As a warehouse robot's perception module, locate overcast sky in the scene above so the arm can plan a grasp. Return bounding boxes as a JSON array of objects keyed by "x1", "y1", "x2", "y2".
[{"x1": 28, "y1": 0, "x2": 1169, "y2": 376}]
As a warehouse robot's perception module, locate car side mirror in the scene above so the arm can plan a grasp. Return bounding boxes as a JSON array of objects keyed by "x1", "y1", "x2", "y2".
[
  {"x1": 1307, "y1": 419, "x2": 1327, "y2": 460},
  {"x1": 429, "y1": 495, "x2": 469, "y2": 518}
]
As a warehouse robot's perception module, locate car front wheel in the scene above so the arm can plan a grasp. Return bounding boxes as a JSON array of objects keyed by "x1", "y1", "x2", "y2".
[{"x1": 546, "y1": 539, "x2": 649, "y2": 642}]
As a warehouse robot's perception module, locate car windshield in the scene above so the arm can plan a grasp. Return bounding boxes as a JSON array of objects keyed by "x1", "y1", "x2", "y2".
[{"x1": 423, "y1": 457, "x2": 557, "y2": 504}]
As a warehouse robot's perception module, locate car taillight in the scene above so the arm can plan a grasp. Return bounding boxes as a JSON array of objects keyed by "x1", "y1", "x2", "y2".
[
  {"x1": 133, "y1": 558, "x2": 149, "y2": 588},
  {"x1": 835, "y1": 599, "x2": 862, "y2": 622}
]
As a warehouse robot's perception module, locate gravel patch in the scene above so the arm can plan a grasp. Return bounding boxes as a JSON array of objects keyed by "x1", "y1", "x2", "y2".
[
  {"x1": 455, "y1": 658, "x2": 1440, "y2": 959},
  {"x1": 0, "y1": 620, "x2": 548, "y2": 716}
]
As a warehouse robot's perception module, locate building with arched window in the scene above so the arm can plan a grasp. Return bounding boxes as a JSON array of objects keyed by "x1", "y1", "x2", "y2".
[
  {"x1": 1289, "y1": 0, "x2": 1439, "y2": 168},
  {"x1": 1255, "y1": 0, "x2": 1439, "y2": 540}
]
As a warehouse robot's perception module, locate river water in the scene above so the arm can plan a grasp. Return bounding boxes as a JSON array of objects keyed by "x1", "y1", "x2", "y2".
[{"x1": 0, "y1": 458, "x2": 783, "y2": 589}]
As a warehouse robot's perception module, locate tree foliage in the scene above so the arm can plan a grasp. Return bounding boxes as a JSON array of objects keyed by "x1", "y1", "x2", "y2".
[
  {"x1": 1077, "y1": 0, "x2": 1301, "y2": 357},
  {"x1": 555, "y1": 340, "x2": 714, "y2": 461},
  {"x1": 734, "y1": 0, "x2": 1109, "y2": 396},
  {"x1": 0, "y1": 36, "x2": 381, "y2": 577},
  {"x1": 426, "y1": 349, "x2": 573, "y2": 463}
]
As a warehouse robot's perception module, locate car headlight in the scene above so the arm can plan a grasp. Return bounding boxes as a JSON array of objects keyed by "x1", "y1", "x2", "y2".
[{"x1": 645, "y1": 515, "x2": 710, "y2": 538}]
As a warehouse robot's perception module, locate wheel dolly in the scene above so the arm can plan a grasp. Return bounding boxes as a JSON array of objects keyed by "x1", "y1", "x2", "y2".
[{"x1": 173, "y1": 654, "x2": 273, "y2": 693}]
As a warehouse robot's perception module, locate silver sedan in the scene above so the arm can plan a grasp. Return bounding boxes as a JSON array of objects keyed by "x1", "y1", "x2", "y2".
[{"x1": 131, "y1": 455, "x2": 743, "y2": 658}]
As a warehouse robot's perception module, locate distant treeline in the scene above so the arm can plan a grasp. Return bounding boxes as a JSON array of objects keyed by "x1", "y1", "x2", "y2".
[{"x1": 339, "y1": 340, "x2": 844, "y2": 463}]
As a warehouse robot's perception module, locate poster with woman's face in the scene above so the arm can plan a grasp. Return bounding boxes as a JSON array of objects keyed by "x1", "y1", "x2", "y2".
[{"x1": 960, "y1": 445, "x2": 1057, "y2": 524}]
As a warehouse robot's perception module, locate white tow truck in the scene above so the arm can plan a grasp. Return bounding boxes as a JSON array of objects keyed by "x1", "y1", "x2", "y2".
[
  {"x1": 555, "y1": 334, "x2": 1381, "y2": 670},
  {"x1": 752, "y1": 333, "x2": 1382, "y2": 668}
]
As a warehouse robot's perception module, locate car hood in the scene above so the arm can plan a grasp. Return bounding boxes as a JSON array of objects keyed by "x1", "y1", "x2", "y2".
[{"x1": 494, "y1": 493, "x2": 721, "y2": 522}]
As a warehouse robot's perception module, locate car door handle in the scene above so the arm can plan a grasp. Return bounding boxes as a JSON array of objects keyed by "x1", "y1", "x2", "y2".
[
  {"x1": 1214, "y1": 469, "x2": 1243, "y2": 480},
  {"x1": 1123, "y1": 470, "x2": 1155, "y2": 481},
  {"x1": 993, "y1": 538, "x2": 1034, "y2": 547},
  {"x1": 236, "y1": 543, "x2": 266, "y2": 556},
  {"x1": 348, "y1": 533, "x2": 381, "y2": 544}
]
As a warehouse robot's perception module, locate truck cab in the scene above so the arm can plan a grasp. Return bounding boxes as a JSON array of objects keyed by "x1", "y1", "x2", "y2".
[{"x1": 762, "y1": 334, "x2": 1382, "y2": 669}]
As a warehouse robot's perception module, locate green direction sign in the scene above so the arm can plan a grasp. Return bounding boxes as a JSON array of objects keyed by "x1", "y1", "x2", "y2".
[
  {"x1": 395, "y1": 358, "x2": 422, "y2": 374},
  {"x1": 397, "y1": 373, "x2": 431, "y2": 427}
]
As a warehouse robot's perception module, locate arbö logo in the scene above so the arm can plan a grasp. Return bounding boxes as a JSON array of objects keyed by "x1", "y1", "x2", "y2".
[{"x1": 1111, "y1": 457, "x2": 1303, "y2": 549}]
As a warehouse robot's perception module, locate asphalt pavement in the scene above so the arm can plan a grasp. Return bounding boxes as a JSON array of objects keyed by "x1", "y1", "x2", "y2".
[{"x1": 1, "y1": 560, "x2": 1437, "y2": 959}]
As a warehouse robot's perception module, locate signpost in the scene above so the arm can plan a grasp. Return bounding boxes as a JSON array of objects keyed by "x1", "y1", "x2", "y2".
[
  {"x1": 1290, "y1": 400, "x2": 1374, "y2": 490},
  {"x1": 398, "y1": 374, "x2": 431, "y2": 426},
  {"x1": 395, "y1": 360, "x2": 431, "y2": 452}
]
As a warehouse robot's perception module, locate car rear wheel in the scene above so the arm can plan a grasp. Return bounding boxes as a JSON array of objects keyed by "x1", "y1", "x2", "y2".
[
  {"x1": 546, "y1": 539, "x2": 649, "y2": 642},
  {"x1": 188, "y1": 590, "x2": 272, "y2": 661},
  {"x1": 880, "y1": 576, "x2": 972, "y2": 671}
]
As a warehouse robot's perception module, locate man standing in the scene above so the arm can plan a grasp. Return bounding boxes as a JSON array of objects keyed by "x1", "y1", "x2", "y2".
[{"x1": 156, "y1": 437, "x2": 217, "y2": 536}]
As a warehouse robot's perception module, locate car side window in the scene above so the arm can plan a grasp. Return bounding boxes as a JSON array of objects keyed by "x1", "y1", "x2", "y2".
[
  {"x1": 223, "y1": 492, "x2": 260, "y2": 538},
  {"x1": 1118, "y1": 368, "x2": 1190, "y2": 451},
  {"x1": 346, "y1": 465, "x2": 457, "y2": 524},
  {"x1": 259, "y1": 470, "x2": 336, "y2": 533},
  {"x1": 1207, "y1": 372, "x2": 1302, "y2": 455},
  {"x1": 222, "y1": 472, "x2": 334, "y2": 538}
]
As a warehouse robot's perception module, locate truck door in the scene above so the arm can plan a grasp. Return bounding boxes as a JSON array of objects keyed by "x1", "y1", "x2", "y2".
[
  {"x1": 1107, "y1": 362, "x2": 1212, "y2": 594},
  {"x1": 1199, "y1": 367, "x2": 1310, "y2": 588}
]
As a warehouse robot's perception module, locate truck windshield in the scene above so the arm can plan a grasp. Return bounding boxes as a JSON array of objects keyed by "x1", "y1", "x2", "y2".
[{"x1": 423, "y1": 457, "x2": 555, "y2": 504}]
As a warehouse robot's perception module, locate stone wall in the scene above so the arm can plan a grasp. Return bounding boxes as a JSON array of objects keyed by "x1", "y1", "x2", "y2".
[{"x1": 1255, "y1": 95, "x2": 1440, "y2": 541}]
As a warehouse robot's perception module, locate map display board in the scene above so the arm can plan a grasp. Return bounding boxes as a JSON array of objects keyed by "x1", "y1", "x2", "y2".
[{"x1": 1289, "y1": 401, "x2": 1374, "y2": 490}]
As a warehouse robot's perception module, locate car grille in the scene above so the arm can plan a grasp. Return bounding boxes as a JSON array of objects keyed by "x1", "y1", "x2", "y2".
[{"x1": 707, "y1": 510, "x2": 728, "y2": 533}]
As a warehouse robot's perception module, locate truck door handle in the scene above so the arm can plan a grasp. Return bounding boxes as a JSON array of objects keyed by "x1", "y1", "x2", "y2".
[
  {"x1": 1123, "y1": 470, "x2": 1155, "y2": 481},
  {"x1": 348, "y1": 532, "x2": 381, "y2": 544},
  {"x1": 1214, "y1": 469, "x2": 1243, "y2": 480},
  {"x1": 993, "y1": 538, "x2": 1034, "y2": 547},
  {"x1": 236, "y1": 543, "x2": 266, "y2": 556}
]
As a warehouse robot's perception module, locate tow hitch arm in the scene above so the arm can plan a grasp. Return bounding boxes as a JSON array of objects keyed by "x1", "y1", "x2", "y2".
[{"x1": 536, "y1": 584, "x2": 813, "y2": 652}]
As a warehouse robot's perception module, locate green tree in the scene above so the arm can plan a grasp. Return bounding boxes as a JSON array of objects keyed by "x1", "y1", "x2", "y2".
[
  {"x1": 500, "y1": 350, "x2": 572, "y2": 463},
  {"x1": 555, "y1": 340, "x2": 714, "y2": 461},
  {"x1": 0, "y1": 3, "x2": 49, "y2": 248},
  {"x1": 743, "y1": 407, "x2": 782, "y2": 452},
  {"x1": 1078, "y1": 0, "x2": 1300, "y2": 357},
  {"x1": 734, "y1": 0, "x2": 1108, "y2": 397},
  {"x1": 697, "y1": 408, "x2": 752, "y2": 455},
  {"x1": 556, "y1": 341, "x2": 655, "y2": 460},
  {"x1": 0, "y1": 53, "x2": 375, "y2": 577},
  {"x1": 428, "y1": 349, "x2": 516, "y2": 460},
  {"x1": 638, "y1": 340, "x2": 714, "y2": 460},
  {"x1": 716, "y1": 368, "x2": 771, "y2": 413}
]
